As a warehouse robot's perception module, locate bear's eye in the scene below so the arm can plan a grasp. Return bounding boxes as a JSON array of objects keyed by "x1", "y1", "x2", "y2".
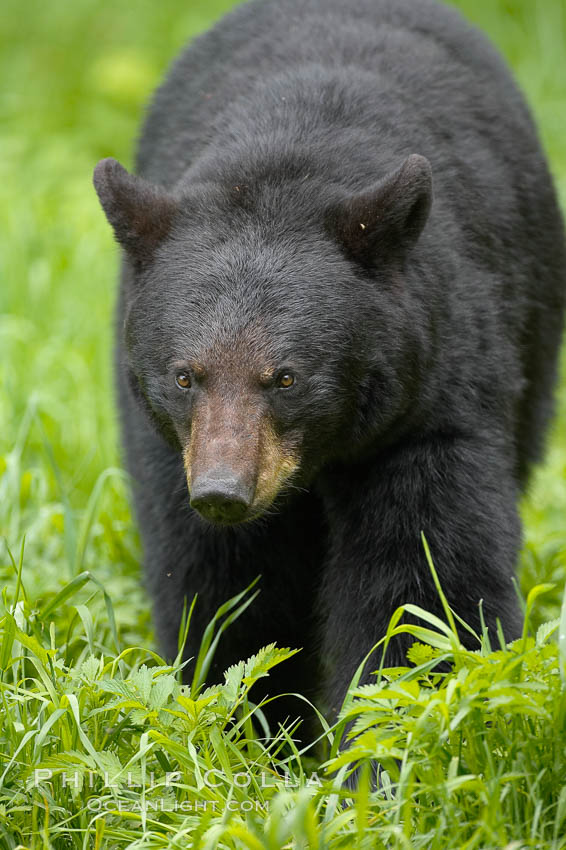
[
  {"x1": 175, "y1": 372, "x2": 191, "y2": 390},
  {"x1": 277, "y1": 372, "x2": 295, "y2": 389}
]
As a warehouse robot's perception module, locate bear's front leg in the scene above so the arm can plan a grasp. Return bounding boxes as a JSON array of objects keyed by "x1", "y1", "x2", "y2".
[{"x1": 317, "y1": 432, "x2": 523, "y2": 719}]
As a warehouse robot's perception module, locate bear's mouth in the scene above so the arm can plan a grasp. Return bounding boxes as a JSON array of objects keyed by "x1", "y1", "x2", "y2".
[{"x1": 191, "y1": 500, "x2": 266, "y2": 526}]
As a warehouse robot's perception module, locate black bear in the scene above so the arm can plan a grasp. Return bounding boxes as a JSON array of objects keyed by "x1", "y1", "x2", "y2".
[{"x1": 94, "y1": 0, "x2": 565, "y2": 725}]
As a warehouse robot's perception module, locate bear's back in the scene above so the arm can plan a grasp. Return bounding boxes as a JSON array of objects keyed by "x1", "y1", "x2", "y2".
[{"x1": 137, "y1": 0, "x2": 533, "y2": 185}]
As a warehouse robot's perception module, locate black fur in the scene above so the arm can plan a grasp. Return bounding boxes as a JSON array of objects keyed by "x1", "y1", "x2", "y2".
[{"x1": 94, "y1": 0, "x2": 565, "y2": 726}]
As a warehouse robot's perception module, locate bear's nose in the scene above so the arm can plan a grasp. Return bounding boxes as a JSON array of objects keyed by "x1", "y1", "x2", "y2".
[{"x1": 190, "y1": 475, "x2": 253, "y2": 524}]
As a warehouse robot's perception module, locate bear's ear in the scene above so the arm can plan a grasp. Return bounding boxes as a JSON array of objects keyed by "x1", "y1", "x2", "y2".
[
  {"x1": 93, "y1": 158, "x2": 177, "y2": 265},
  {"x1": 326, "y1": 154, "x2": 432, "y2": 267}
]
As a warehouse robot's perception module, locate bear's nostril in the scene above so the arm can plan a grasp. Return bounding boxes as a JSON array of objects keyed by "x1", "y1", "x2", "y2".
[{"x1": 190, "y1": 479, "x2": 253, "y2": 524}]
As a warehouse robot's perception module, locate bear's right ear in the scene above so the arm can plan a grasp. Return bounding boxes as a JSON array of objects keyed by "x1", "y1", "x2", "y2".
[{"x1": 93, "y1": 158, "x2": 177, "y2": 265}]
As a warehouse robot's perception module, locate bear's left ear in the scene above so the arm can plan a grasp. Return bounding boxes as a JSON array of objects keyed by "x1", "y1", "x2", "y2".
[
  {"x1": 93, "y1": 158, "x2": 178, "y2": 266},
  {"x1": 326, "y1": 154, "x2": 432, "y2": 267}
]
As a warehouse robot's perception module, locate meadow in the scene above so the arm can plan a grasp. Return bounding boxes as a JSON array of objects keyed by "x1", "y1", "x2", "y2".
[{"x1": 1, "y1": 0, "x2": 565, "y2": 846}]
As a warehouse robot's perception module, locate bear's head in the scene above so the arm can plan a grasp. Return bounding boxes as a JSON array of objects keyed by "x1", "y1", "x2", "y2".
[{"x1": 94, "y1": 154, "x2": 432, "y2": 525}]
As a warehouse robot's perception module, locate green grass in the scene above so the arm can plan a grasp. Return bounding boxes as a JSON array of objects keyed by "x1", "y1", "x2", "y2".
[{"x1": 1, "y1": 0, "x2": 565, "y2": 846}]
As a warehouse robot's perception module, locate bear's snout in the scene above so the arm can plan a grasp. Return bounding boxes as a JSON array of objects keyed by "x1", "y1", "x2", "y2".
[{"x1": 181, "y1": 391, "x2": 300, "y2": 524}]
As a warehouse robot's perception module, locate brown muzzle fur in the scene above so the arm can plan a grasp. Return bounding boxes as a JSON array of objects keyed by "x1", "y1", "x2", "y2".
[{"x1": 183, "y1": 392, "x2": 299, "y2": 523}]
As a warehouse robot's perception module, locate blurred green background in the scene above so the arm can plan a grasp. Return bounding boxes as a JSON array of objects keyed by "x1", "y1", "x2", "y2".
[{"x1": 1, "y1": 0, "x2": 565, "y2": 637}]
